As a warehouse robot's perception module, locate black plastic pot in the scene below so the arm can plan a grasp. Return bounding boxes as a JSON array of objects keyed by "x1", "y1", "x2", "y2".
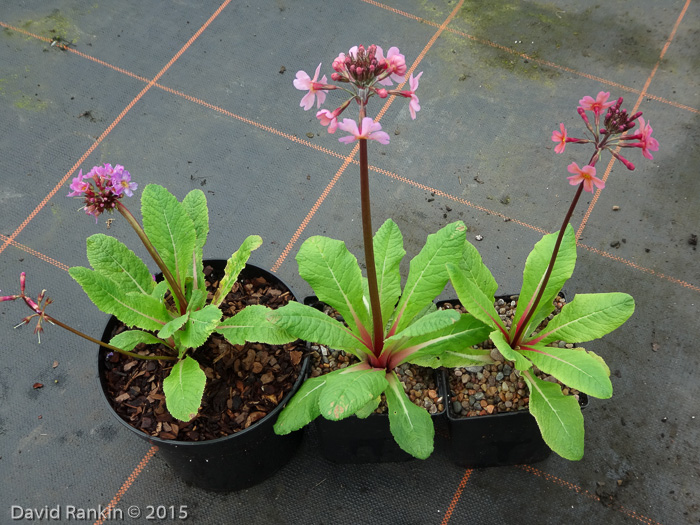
[
  {"x1": 315, "y1": 372, "x2": 446, "y2": 464},
  {"x1": 304, "y1": 296, "x2": 446, "y2": 463},
  {"x1": 98, "y1": 261, "x2": 309, "y2": 492},
  {"x1": 439, "y1": 296, "x2": 588, "y2": 468}
]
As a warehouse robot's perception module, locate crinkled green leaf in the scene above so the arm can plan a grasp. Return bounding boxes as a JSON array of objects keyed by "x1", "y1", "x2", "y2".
[
  {"x1": 86, "y1": 234, "x2": 155, "y2": 295},
  {"x1": 354, "y1": 396, "x2": 381, "y2": 419},
  {"x1": 385, "y1": 371, "x2": 434, "y2": 459},
  {"x1": 490, "y1": 329, "x2": 532, "y2": 372},
  {"x1": 69, "y1": 267, "x2": 168, "y2": 330},
  {"x1": 181, "y1": 189, "x2": 209, "y2": 257},
  {"x1": 296, "y1": 236, "x2": 371, "y2": 343},
  {"x1": 534, "y1": 293, "x2": 635, "y2": 345},
  {"x1": 158, "y1": 312, "x2": 189, "y2": 340},
  {"x1": 447, "y1": 263, "x2": 505, "y2": 332},
  {"x1": 216, "y1": 304, "x2": 296, "y2": 345},
  {"x1": 109, "y1": 330, "x2": 168, "y2": 352},
  {"x1": 393, "y1": 221, "x2": 467, "y2": 332},
  {"x1": 319, "y1": 365, "x2": 388, "y2": 421},
  {"x1": 399, "y1": 314, "x2": 492, "y2": 368},
  {"x1": 520, "y1": 343, "x2": 612, "y2": 399},
  {"x1": 373, "y1": 219, "x2": 405, "y2": 330},
  {"x1": 211, "y1": 235, "x2": 263, "y2": 307},
  {"x1": 268, "y1": 301, "x2": 368, "y2": 358},
  {"x1": 187, "y1": 288, "x2": 207, "y2": 313},
  {"x1": 513, "y1": 224, "x2": 576, "y2": 339},
  {"x1": 274, "y1": 374, "x2": 328, "y2": 435},
  {"x1": 523, "y1": 370, "x2": 584, "y2": 461},
  {"x1": 151, "y1": 280, "x2": 169, "y2": 302},
  {"x1": 163, "y1": 356, "x2": 206, "y2": 422},
  {"x1": 141, "y1": 184, "x2": 197, "y2": 292},
  {"x1": 179, "y1": 304, "x2": 222, "y2": 350}
]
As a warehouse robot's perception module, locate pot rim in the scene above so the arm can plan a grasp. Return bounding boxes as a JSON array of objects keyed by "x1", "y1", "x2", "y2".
[{"x1": 97, "y1": 260, "x2": 308, "y2": 447}]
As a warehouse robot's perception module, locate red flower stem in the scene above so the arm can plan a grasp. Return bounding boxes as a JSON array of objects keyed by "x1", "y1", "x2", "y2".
[
  {"x1": 358, "y1": 107, "x2": 384, "y2": 358},
  {"x1": 511, "y1": 143, "x2": 604, "y2": 347},
  {"x1": 43, "y1": 314, "x2": 177, "y2": 361},
  {"x1": 512, "y1": 183, "x2": 584, "y2": 347},
  {"x1": 116, "y1": 201, "x2": 187, "y2": 315}
]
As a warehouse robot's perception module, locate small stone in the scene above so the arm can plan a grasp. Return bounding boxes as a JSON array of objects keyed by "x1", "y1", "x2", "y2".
[
  {"x1": 452, "y1": 401, "x2": 463, "y2": 414},
  {"x1": 558, "y1": 341, "x2": 567, "y2": 348},
  {"x1": 612, "y1": 205, "x2": 620, "y2": 211},
  {"x1": 485, "y1": 405, "x2": 495, "y2": 414},
  {"x1": 306, "y1": 132, "x2": 314, "y2": 138},
  {"x1": 453, "y1": 369, "x2": 463, "y2": 377},
  {"x1": 475, "y1": 235, "x2": 484, "y2": 241},
  {"x1": 474, "y1": 392, "x2": 484, "y2": 401},
  {"x1": 496, "y1": 372, "x2": 504, "y2": 381}
]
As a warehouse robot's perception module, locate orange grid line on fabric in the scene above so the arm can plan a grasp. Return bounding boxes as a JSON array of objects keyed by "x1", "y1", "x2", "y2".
[
  {"x1": 360, "y1": 1, "x2": 698, "y2": 115},
  {"x1": 440, "y1": 469, "x2": 472, "y2": 525},
  {"x1": 0, "y1": 0, "x2": 234, "y2": 258},
  {"x1": 93, "y1": 446, "x2": 159, "y2": 525},
  {"x1": 516, "y1": 465, "x2": 664, "y2": 525},
  {"x1": 0, "y1": 234, "x2": 70, "y2": 272}
]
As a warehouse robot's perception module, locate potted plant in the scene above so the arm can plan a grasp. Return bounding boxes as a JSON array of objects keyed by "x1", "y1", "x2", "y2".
[
  {"x1": 1, "y1": 164, "x2": 307, "y2": 491},
  {"x1": 269, "y1": 45, "x2": 491, "y2": 461},
  {"x1": 443, "y1": 92, "x2": 659, "y2": 464}
]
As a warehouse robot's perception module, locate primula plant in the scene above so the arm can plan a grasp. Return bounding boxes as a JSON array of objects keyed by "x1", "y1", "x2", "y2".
[
  {"x1": 2, "y1": 164, "x2": 289, "y2": 422},
  {"x1": 272, "y1": 45, "x2": 491, "y2": 459},
  {"x1": 447, "y1": 92, "x2": 658, "y2": 460}
]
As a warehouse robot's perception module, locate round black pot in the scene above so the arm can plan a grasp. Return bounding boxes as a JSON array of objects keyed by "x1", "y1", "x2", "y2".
[{"x1": 97, "y1": 261, "x2": 309, "y2": 492}]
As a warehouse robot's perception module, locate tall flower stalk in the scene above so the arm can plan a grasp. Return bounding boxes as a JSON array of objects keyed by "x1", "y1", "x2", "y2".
[
  {"x1": 294, "y1": 44, "x2": 422, "y2": 365},
  {"x1": 512, "y1": 92, "x2": 658, "y2": 346}
]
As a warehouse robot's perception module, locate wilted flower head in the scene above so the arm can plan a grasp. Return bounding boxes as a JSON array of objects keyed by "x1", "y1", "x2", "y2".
[{"x1": 67, "y1": 163, "x2": 136, "y2": 221}]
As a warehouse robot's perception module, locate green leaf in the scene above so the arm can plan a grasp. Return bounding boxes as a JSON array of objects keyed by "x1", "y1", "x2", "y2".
[
  {"x1": 447, "y1": 263, "x2": 505, "y2": 332},
  {"x1": 86, "y1": 234, "x2": 155, "y2": 295},
  {"x1": 179, "y1": 304, "x2": 222, "y2": 350},
  {"x1": 520, "y1": 343, "x2": 612, "y2": 399},
  {"x1": 399, "y1": 314, "x2": 493, "y2": 368},
  {"x1": 385, "y1": 308, "x2": 460, "y2": 344},
  {"x1": 151, "y1": 280, "x2": 169, "y2": 302},
  {"x1": 393, "y1": 221, "x2": 467, "y2": 332},
  {"x1": 163, "y1": 356, "x2": 206, "y2": 422},
  {"x1": 158, "y1": 312, "x2": 189, "y2": 340},
  {"x1": 319, "y1": 365, "x2": 388, "y2": 421},
  {"x1": 187, "y1": 288, "x2": 207, "y2": 313},
  {"x1": 513, "y1": 225, "x2": 576, "y2": 339},
  {"x1": 181, "y1": 189, "x2": 209, "y2": 257},
  {"x1": 411, "y1": 346, "x2": 493, "y2": 369},
  {"x1": 69, "y1": 267, "x2": 169, "y2": 330},
  {"x1": 385, "y1": 371, "x2": 434, "y2": 459},
  {"x1": 459, "y1": 239, "x2": 498, "y2": 298},
  {"x1": 216, "y1": 304, "x2": 296, "y2": 345},
  {"x1": 534, "y1": 293, "x2": 635, "y2": 345},
  {"x1": 354, "y1": 396, "x2": 381, "y2": 419},
  {"x1": 373, "y1": 219, "x2": 405, "y2": 330},
  {"x1": 490, "y1": 329, "x2": 533, "y2": 372},
  {"x1": 109, "y1": 330, "x2": 168, "y2": 352},
  {"x1": 141, "y1": 184, "x2": 197, "y2": 292},
  {"x1": 274, "y1": 375, "x2": 328, "y2": 435},
  {"x1": 268, "y1": 301, "x2": 368, "y2": 358},
  {"x1": 296, "y1": 236, "x2": 371, "y2": 343},
  {"x1": 523, "y1": 370, "x2": 584, "y2": 461},
  {"x1": 211, "y1": 235, "x2": 263, "y2": 307}
]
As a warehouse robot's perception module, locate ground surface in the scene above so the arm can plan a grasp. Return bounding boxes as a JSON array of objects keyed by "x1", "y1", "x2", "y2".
[{"x1": 0, "y1": 1, "x2": 698, "y2": 524}]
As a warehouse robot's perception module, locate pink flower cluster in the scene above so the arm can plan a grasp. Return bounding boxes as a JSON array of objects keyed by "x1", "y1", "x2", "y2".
[
  {"x1": 551, "y1": 91, "x2": 659, "y2": 193},
  {"x1": 67, "y1": 163, "x2": 137, "y2": 220},
  {"x1": 294, "y1": 45, "x2": 423, "y2": 145}
]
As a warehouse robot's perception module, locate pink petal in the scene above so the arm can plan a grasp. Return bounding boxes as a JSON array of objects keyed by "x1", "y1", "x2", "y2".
[
  {"x1": 293, "y1": 70, "x2": 311, "y2": 90},
  {"x1": 300, "y1": 92, "x2": 315, "y2": 111}
]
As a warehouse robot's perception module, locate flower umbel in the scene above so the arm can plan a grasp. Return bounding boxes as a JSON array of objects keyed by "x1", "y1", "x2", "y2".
[{"x1": 67, "y1": 163, "x2": 137, "y2": 221}]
